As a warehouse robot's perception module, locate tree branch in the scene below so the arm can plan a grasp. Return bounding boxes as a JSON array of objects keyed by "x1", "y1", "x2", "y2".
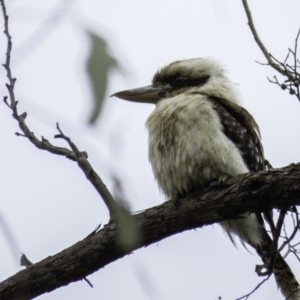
[
  {"x1": 242, "y1": 0, "x2": 300, "y2": 101},
  {"x1": 242, "y1": 0, "x2": 291, "y2": 78},
  {"x1": 1, "y1": 163, "x2": 300, "y2": 300},
  {"x1": 54, "y1": 123, "x2": 118, "y2": 216}
]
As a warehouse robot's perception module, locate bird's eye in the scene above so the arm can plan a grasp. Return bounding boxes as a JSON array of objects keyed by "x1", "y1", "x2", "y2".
[{"x1": 171, "y1": 76, "x2": 185, "y2": 86}]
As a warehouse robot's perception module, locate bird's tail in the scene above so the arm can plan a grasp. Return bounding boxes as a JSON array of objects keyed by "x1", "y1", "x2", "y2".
[
  {"x1": 221, "y1": 214, "x2": 300, "y2": 299},
  {"x1": 256, "y1": 229, "x2": 300, "y2": 300}
]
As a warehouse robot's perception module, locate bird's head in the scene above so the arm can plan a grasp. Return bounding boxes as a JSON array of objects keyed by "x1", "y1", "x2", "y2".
[{"x1": 111, "y1": 58, "x2": 241, "y2": 104}]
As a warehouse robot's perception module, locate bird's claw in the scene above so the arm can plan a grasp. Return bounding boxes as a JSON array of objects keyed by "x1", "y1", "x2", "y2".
[{"x1": 218, "y1": 174, "x2": 230, "y2": 183}]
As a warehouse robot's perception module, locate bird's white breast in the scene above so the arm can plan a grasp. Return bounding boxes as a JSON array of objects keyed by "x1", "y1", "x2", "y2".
[{"x1": 146, "y1": 93, "x2": 248, "y2": 199}]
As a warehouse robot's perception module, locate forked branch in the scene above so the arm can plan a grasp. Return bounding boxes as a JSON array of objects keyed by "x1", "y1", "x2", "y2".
[
  {"x1": 0, "y1": 0, "x2": 117, "y2": 218},
  {"x1": 242, "y1": 0, "x2": 300, "y2": 101}
]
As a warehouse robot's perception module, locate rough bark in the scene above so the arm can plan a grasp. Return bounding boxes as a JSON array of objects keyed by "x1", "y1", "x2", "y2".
[{"x1": 1, "y1": 163, "x2": 300, "y2": 300}]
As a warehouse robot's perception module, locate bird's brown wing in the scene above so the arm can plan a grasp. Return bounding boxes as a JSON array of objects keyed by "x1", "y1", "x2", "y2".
[
  {"x1": 210, "y1": 97, "x2": 300, "y2": 298},
  {"x1": 210, "y1": 96, "x2": 265, "y2": 172}
]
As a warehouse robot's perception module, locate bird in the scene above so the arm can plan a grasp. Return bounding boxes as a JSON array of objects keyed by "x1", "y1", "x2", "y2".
[{"x1": 112, "y1": 57, "x2": 300, "y2": 299}]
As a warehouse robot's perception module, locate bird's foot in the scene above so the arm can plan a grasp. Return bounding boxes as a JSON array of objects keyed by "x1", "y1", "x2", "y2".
[
  {"x1": 255, "y1": 264, "x2": 271, "y2": 277},
  {"x1": 172, "y1": 195, "x2": 181, "y2": 208},
  {"x1": 218, "y1": 174, "x2": 231, "y2": 183}
]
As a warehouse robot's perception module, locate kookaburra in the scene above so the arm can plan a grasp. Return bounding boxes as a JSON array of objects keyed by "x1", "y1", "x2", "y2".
[{"x1": 112, "y1": 58, "x2": 300, "y2": 299}]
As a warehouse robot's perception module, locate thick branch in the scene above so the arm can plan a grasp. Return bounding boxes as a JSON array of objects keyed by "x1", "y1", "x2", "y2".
[{"x1": 1, "y1": 163, "x2": 300, "y2": 300}]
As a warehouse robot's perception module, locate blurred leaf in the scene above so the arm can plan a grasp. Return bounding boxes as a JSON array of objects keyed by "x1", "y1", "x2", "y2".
[
  {"x1": 115, "y1": 203, "x2": 140, "y2": 251},
  {"x1": 86, "y1": 31, "x2": 118, "y2": 124},
  {"x1": 112, "y1": 174, "x2": 140, "y2": 250}
]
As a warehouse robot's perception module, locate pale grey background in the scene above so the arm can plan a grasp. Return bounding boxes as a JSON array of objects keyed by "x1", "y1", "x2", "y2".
[{"x1": 1, "y1": 1, "x2": 300, "y2": 299}]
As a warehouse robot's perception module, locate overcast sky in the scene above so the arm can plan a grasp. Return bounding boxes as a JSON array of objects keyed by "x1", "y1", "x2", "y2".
[{"x1": 1, "y1": 1, "x2": 300, "y2": 299}]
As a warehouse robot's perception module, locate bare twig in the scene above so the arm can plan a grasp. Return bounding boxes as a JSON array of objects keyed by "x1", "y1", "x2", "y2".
[
  {"x1": 279, "y1": 212, "x2": 300, "y2": 254},
  {"x1": 242, "y1": 0, "x2": 289, "y2": 77},
  {"x1": 0, "y1": 0, "x2": 117, "y2": 218},
  {"x1": 293, "y1": 28, "x2": 300, "y2": 98},
  {"x1": 20, "y1": 252, "x2": 94, "y2": 288},
  {"x1": 55, "y1": 123, "x2": 118, "y2": 216},
  {"x1": 242, "y1": 1, "x2": 300, "y2": 101},
  {"x1": 263, "y1": 209, "x2": 287, "y2": 276},
  {"x1": 272, "y1": 209, "x2": 287, "y2": 249},
  {"x1": 255, "y1": 209, "x2": 287, "y2": 277},
  {"x1": 1, "y1": 0, "x2": 75, "y2": 158},
  {"x1": 83, "y1": 277, "x2": 93, "y2": 288},
  {"x1": 236, "y1": 275, "x2": 271, "y2": 300},
  {"x1": 20, "y1": 253, "x2": 33, "y2": 268},
  {"x1": 290, "y1": 248, "x2": 300, "y2": 263},
  {"x1": 280, "y1": 210, "x2": 300, "y2": 263}
]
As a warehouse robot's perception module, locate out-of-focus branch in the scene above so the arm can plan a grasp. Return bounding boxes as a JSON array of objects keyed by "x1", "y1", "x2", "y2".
[
  {"x1": 242, "y1": 0, "x2": 300, "y2": 101},
  {"x1": 0, "y1": 0, "x2": 117, "y2": 218},
  {"x1": 11, "y1": 0, "x2": 76, "y2": 66},
  {"x1": 1, "y1": 163, "x2": 300, "y2": 299}
]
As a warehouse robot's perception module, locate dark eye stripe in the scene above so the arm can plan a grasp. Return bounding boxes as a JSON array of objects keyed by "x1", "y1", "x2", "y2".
[
  {"x1": 154, "y1": 74, "x2": 210, "y2": 88},
  {"x1": 170, "y1": 76, "x2": 210, "y2": 88}
]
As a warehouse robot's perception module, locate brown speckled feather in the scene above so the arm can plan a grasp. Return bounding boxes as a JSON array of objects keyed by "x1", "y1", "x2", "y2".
[{"x1": 210, "y1": 97, "x2": 265, "y2": 172}]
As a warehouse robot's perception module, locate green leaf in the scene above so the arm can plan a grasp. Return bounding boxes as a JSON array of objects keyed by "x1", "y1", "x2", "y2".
[{"x1": 86, "y1": 31, "x2": 118, "y2": 124}]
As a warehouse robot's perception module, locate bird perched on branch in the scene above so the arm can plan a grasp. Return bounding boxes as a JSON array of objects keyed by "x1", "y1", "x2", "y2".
[{"x1": 112, "y1": 57, "x2": 300, "y2": 299}]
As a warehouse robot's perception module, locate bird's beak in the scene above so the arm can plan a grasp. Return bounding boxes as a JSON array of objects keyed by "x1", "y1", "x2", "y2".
[{"x1": 111, "y1": 85, "x2": 164, "y2": 104}]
